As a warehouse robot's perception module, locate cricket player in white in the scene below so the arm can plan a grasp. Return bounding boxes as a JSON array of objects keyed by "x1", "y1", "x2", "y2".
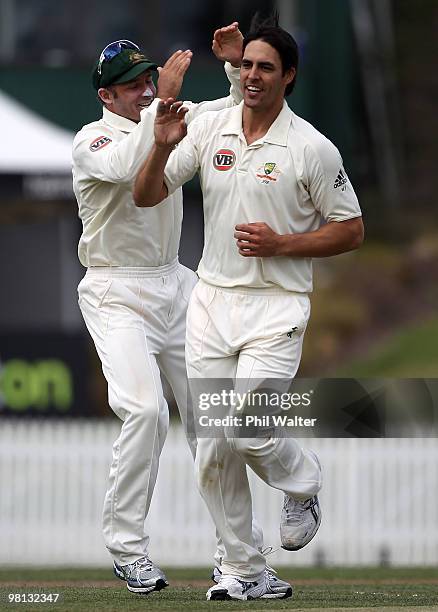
[
  {"x1": 72, "y1": 27, "x2": 295, "y2": 598},
  {"x1": 134, "y1": 14, "x2": 364, "y2": 602}
]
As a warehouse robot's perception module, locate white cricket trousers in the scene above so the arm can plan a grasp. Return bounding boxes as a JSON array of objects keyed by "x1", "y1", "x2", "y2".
[
  {"x1": 186, "y1": 280, "x2": 323, "y2": 580},
  {"x1": 78, "y1": 260, "x2": 197, "y2": 565}
]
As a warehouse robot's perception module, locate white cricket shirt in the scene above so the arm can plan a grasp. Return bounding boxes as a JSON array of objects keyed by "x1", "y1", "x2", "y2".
[
  {"x1": 72, "y1": 64, "x2": 241, "y2": 268},
  {"x1": 164, "y1": 100, "x2": 362, "y2": 293}
]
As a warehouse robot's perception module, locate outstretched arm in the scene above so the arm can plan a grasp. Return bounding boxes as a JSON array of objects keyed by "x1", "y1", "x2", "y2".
[{"x1": 134, "y1": 99, "x2": 188, "y2": 207}]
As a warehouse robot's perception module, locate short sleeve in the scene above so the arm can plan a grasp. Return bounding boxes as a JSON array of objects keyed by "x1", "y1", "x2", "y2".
[
  {"x1": 305, "y1": 139, "x2": 362, "y2": 222},
  {"x1": 72, "y1": 101, "x2": 159, "y2": 185}
]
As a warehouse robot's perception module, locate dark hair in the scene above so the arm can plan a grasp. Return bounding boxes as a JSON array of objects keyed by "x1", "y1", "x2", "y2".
[{"x1": 243, "y1": 12, "x2": 299, "y2": 96}]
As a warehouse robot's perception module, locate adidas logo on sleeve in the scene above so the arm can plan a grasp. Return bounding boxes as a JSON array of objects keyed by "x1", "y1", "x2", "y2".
[{"x1": 333, "y1": 168, "x2": 348, "y2": 189}]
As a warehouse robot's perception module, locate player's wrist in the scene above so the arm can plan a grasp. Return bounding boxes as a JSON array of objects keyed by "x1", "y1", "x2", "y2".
[
  {"x1": 156, "y1": 82, "x2": 181, "y2": 100},
  {"x1": 224, "y1": 57, "x2": 242, "y2": 68},
  {"x1": 277, "y1": 233, "x2": 295, "y2": 257},
  {"x1": 155, "y1": 142, "x2": 174, "y2": 149},
  {"x1": 157, "y1": 89, "x2": 178, "y2": 100}
]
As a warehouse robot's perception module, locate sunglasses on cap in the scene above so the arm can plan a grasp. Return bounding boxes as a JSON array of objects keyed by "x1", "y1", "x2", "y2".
[{"x1": 97, "y1": 40, "x2": 140, "y2": 75}]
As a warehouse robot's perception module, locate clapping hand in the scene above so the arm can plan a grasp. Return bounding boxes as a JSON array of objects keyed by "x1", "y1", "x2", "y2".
[
  {"x1": 212, "y1": 22, "x2": 243, "y2": 67},
  {"x1": 157, "y1": 50, "x2": 192, "y2": 100},
  {"x1": 154, "y1": 98, "x2": 188, "y2": 147}
]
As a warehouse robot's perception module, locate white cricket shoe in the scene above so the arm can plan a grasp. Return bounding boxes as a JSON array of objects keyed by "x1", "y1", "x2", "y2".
[
  {"x1": 280, "y1": 494, "x2": 321, "y2": 551},
  {"x1": 263, "y1": 567, "x2": 293, "y2": 599},
  {"x1": 212, "y1": 565, "x2": 292, "y2": 599},
  {"x1": 113, "y1": 555, "x2": 169, "y2": 594},
  {"x1": 207, "y1": 573, "x2": 267, "y2": 601}
]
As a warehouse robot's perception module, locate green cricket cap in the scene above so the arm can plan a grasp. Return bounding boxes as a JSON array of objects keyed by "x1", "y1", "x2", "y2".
[{"x1": 92, "y1": 48, "x2": 158, "y2": 90}]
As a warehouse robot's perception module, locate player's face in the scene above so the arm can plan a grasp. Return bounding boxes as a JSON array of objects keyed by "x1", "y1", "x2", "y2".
[
  {"x1": 103, "y1": 70, "x2": 156, "y2": 122},
  {"x1": 240, "y1": 40, "x2": 295, "y2": 112}
]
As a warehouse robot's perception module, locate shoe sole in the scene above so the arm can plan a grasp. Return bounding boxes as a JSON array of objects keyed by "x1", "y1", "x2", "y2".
[
  {"x1": 127, "y1": 578, "x2": 169, "y2": 595},
  {"x1": 208, "y1": 587, "x2": 268, "y2": 601},
  {"x1": 211, "y1": 583, "x2": 293, "y2": 600},
  {"x1": 261, "y1": 586, "x2": 293, "y2": 599},
  {"x1": 208, "y1": 590, "x2": 261, "y2": 601},
  {"x1": 281, "y1": 512, "x2": 322, "y2": 551}
]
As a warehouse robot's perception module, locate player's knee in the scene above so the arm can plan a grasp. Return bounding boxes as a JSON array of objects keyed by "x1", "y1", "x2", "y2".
[
  {"x1": 228, "y1": 436, "x2": 276, "y2": 457},
  {"x1": 116, "y1": 395, "x2": 167, "y2": 430},
  {"x1": 108, "y1": 388, "x2": 128, "y2": 420}
]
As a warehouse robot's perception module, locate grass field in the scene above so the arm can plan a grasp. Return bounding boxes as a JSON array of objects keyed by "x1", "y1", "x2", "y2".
[
  {"x1": 334, "y1": 316, "x2": 438, "y2": 377},
  {"x1": 1, "y1": 567, "x2": 437, "y2": 611}
]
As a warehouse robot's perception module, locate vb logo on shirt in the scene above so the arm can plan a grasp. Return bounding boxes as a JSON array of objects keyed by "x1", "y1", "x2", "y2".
[
  {"x1": 213, "y1": 149, "x2": 235, "y2": 171},
  {"x1": 89, "y1": 135, "x2": 112, "y2": 152}
]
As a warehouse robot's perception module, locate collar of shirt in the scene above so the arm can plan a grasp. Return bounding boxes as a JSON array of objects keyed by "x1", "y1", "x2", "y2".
[
  {"x1": 220, "y1": 100, "x2": 293, "y2": 146},
  {"x1": 101, "y1": 100, "x2": 159, "y2": 133}
]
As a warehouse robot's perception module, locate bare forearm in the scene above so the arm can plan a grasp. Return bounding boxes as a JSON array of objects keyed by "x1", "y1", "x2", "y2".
[
  {"x1": 277, "y1": 218, "x2": 364, "y2": 257},
  {"x1": 133, "y1": 144, "x2": 171, "y2": 207}
]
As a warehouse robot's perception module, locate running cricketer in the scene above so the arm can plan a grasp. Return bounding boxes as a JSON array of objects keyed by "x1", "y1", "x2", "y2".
[
  {"x1": 72, "y1": 25, "x2": 291, "y2": 600},
  {"x1": 133, "y1": 14, "x2": 364, "y2": 602}
]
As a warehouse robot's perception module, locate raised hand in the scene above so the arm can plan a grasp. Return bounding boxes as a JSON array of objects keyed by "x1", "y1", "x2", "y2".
[
  {"x1": 212, "y1": 22, "x2": 243, "y2": 67},
  {"x1": 154, "y1": 98, "x2": 188, "y2": 147},
  {"x1": 157, "y1": 50, "x2": 193, "y2": 99}
]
